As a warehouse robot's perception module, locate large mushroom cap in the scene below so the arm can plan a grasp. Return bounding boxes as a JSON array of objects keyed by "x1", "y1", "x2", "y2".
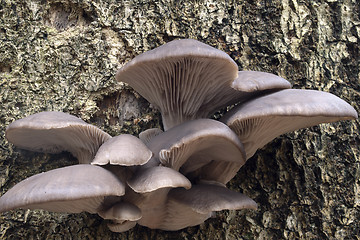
[
  {"x1": 5, "y1": 111, "x2": 111, "y2": 164},
  {"x1": 221, "y1": 89, "x2": 358, "y2": 159},
  {"x1": 116, "y1": 39, "x2": 238, "y2": 130},
  {"x1": 168, "y1": 183, "x2": 257, "y2": 214},
  {"x1": 0, "y1": 165, "x2": 125, "y2": 213},
  {"x1": 116, "y1": 39, "x2": 292, "y2": 130},
  {"x1": 92, "y1": 134, "x2": 152, "y2": 166}
]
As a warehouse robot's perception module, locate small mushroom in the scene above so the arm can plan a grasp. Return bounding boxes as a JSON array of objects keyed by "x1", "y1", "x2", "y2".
[
  {"x1": 92, "y1": 134, "x2": 153, "y2": 166},
  {"x1": 126, "y1": 166, "x2": 191, "y2": 229},
  {"x1": 162, "y1": 182, "x2": 257, "y2": 230},
  {"x1": 127, "y1": 166, "x2": 191, "y2": 193},
  {"x1": 116, "y1": 39, "x2": 291, "y2": 130},
  {"x1": 221, "y1": 89, "x2": 358, "y2": 159},
  {"x1": 0, "y1": 165, "x2": 125, "y2": 213},
  {"x1": 5, "y1": 111, "x2": 111, "y2": 164},
  {"x1": 98, "y1": 201, "x2": 142, "y2": 232}
]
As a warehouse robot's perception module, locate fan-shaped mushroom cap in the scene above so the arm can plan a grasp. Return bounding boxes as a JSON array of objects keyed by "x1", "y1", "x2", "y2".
[
  {"x1": 221, "y1": 89, "x2": 358, "y2": 159},
  {"x1": 127, "y1": 166, "x2": 191, "y2": 193},
  {"x1": 161, "y1": 183, "x2": 257, "y2": 230},
  {"x1": 5, "y1": 111, "x2": 111, "y2": 164},
  {"x1": 0, "y1": 165, "x2": 125, "y2": 213},
  {"x1": 92, "y1": 134, "x2": 152, "y2": 166},
  {"x1": 116, "y1": 39, "x2": 292, "y2": 130},
  {"x1": 145, "y1": 119, "x2": 245, "y2": 183},
  {"x1": 99, "y1": 201, "x2": 142, "y2": 232}
]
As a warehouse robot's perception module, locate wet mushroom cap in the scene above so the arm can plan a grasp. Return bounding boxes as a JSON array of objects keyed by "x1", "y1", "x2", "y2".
[
  {"x1": 0, "y1": 165, "x2": 125, "y2": 213},
  {"x1": 5, "y1": 111, "x2": 111, "y2": 164},
  {"x1": 92, "y1": 134, "x2": 153, "y2": 166},
  {"x1": 221, "y1": 89, "x2": 358, "y2": 159}
]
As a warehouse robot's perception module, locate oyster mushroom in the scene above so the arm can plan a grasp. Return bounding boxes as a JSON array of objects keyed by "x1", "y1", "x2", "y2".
[
  {"x1": 0, "y1": 165, "x2": 125, "y2": 213},
  {"x1": 116, "y1": 39, "x2": 291, "y2": 130},
  {"x1": 99, "y1": 201, "x2": 142, "y2": 232},
  {"x1": 145, "y1": 118, "x2": 246, "y2": 184},
  {"x1": 162, "y1": 182, "x2": 257, "y2": 230},
  {"x1": 221, "y1": 89, "x2": 358, "y2": 159},
  {"x1": 126, "y1": 166, "x2": 191, "y2": 229},
  {"x1": 92, "y1": 134, "x2": 153, "y2": 166},
  {"x1": 5, "y1": 111, "x2": 111, "y2": 164}
]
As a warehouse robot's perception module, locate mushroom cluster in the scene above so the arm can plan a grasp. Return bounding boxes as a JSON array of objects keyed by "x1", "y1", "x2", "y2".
[{"x1": 0, "y1": 39, "x2": 357, "y2": 233}]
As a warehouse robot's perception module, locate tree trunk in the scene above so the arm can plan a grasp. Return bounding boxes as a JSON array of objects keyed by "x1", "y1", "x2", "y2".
[{"x1": 0, "y1": 0, "x2": 359, "y2": 239}]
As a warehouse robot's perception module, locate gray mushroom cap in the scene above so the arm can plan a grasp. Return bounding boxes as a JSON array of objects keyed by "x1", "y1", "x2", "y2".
[
  {"x1": 168, "y1": 183, "x2": 257, "y2": 213},
  {"x1": 116, "y1": 39, "x2": 237, "y2": 130},
  {"x1": 99, "y1": 201, "x2": 142, "y2": 221},
  {"x1": 116, "y1": 39, "x2": 291, "y2": 130},
  {"x1": 92, "y1": 134, "x2": 152, "y2": 166},
  {"x1": 127, "y1": 166, "x2": 191, "y2": 193},
  {"x1": 221, "y1": 89, "x2": 358, "y2": 159},
  {"x1": 145, "y1": 119, "x2": 245, "y2": 184},
  {"x1": 5, "y1": 111, "x2": 111, "y2": 164},
  {"x1": 161, "y1": 183, "x2": 257, "y2": 230},
  {"x1": 0, "y1": 165, "x2": 125, "y2": 213}
]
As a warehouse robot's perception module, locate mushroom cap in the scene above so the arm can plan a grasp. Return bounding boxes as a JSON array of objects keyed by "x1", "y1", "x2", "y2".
[
  {"x1": 0, "y1": 165, "x2": 125, "y2": 213},
  {"x1": 127, "y1": 166, "x2": 191, "y2": 193},
  {"x1": 92, "y1": 134, "x2": 153, "y2": 166},
  {"x1": 99, "y1": 201, "x2": 142, "y2": 221},
  {"x1": 161, "y1": 183, "x2": 257, "y2": 230},
  {"x1": 146, "y1": 118, "x2": 245, "y2": 183},
  {"x1": 116, "y1": 39, "x2": 292, "y2": 130},
  {"x1": 168, "y1": 183, "x2": 257, "y2": 214},
  {"x1": 5, "y1": 111, "x2": 111, "y2": 164},
  {"x1": 116, "y1": 39, "x2": 238, "y2": 130},
  {"x1": 221, "y1": 89, "x2": 358, "y2": 159}
]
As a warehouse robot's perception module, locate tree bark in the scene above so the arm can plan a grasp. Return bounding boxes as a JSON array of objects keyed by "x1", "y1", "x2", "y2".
[{"x1": 0, "y1": 0, "x2": 359, "y2": 239}]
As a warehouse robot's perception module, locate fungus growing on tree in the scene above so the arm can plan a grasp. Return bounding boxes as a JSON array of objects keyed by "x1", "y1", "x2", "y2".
[{"x1": 0, "y1": 39, "x2": 357, "y2": 233}]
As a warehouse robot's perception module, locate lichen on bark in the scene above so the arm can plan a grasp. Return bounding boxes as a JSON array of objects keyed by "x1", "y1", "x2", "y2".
[{"x1": 0, "y1": 0, "x2": 359, "y2": 239}]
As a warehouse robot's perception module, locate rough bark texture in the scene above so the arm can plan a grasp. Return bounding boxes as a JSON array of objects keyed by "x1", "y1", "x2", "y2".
[{"x1": 0, "y1": 0, "x2": 359, "y2": 239}]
